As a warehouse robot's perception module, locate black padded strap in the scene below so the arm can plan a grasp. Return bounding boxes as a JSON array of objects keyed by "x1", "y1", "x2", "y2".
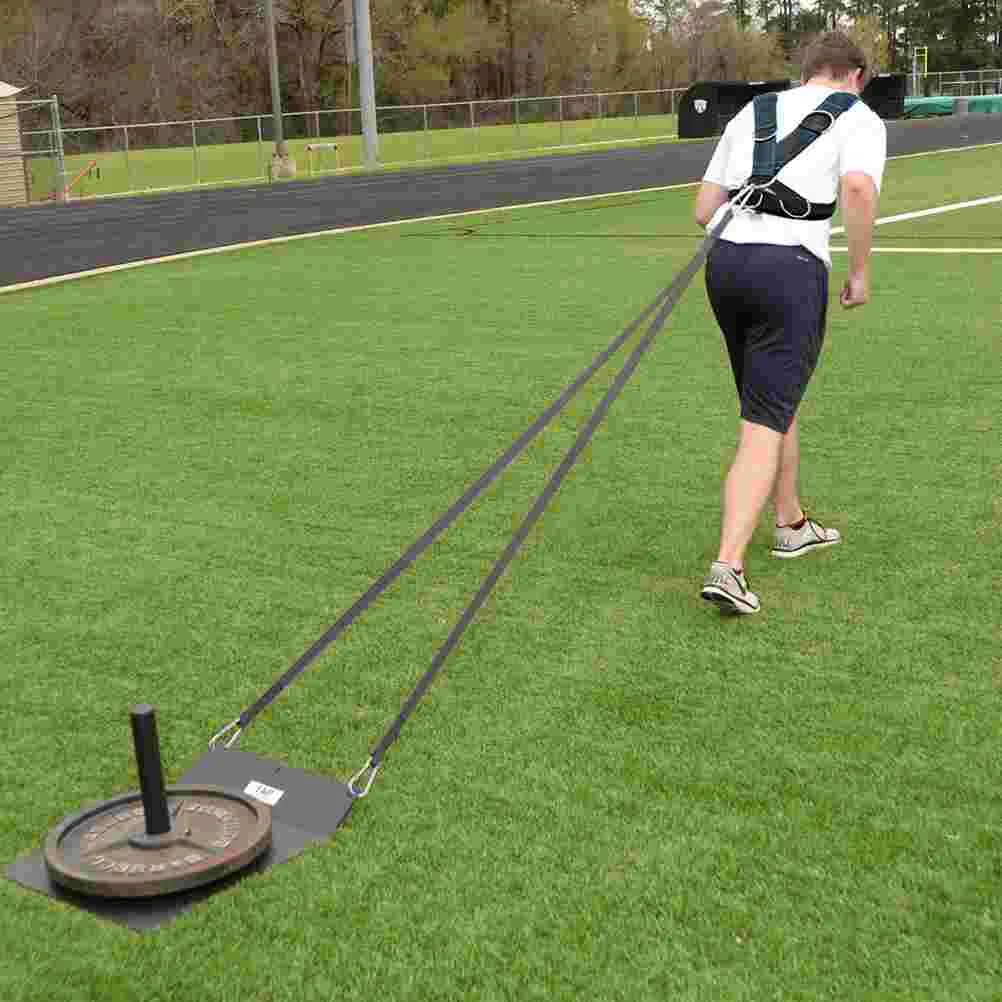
[
  {"x1": 750, "y1": 93, "x2": 779, "y2": 182},
  {"x1": 773, "y1": 92, "x2": 858, "y2": 173},
  {"x1": 733, "y1": 90, "x2": 858, "y2": 220}
]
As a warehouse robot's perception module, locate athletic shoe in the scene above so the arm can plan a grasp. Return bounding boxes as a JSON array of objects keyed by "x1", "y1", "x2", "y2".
[
  {"x1": 771, "y1": 513, "x2": 841, "y2": 559},
  {"x1": 701, "y1": 561, "x2": 761, "y2": 615}
]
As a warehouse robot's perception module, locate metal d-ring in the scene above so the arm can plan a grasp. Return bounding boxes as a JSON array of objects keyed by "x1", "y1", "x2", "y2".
[{"x1": 777, "y1": 192, "x2": 813, "y2": 220}]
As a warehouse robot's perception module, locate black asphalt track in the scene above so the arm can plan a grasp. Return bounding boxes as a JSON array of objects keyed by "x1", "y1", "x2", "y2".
[{"x1": 1, "y1": 112, "x2": 999, "y2": 289}]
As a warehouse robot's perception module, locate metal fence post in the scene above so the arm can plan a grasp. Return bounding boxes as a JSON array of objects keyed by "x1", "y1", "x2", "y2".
[
  {"x1": 559, "y1": 95, "x2": 563, "y2": 146},
  {"x1": 192, "y1": 121, "x2": 199, "y2": 186},
  {"x1": 514, "y1": 96, "x2": 520, "y2": 149},
  {"x1": 257, "y1": 116, "x2": 264, "y2": 177},
  {"x1": 123, "y1": 124, "x2": 132, "y2": 193},
  {"x1": 51, "y1": 95, "x2": 68, "y2": 201},
  {"x1": 423, "y1": 103, "x2": 429, "y2": 160},
  {"x1": 470, "y1": 101, "x2": 476, "y2": 153},
  {"x1": 634, "y1": 92, "x2": 639, "y2": 132}
]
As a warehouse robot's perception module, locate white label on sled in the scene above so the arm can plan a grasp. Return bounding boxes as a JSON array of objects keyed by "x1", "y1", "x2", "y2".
[{"x1": 244, "y1": 780, "x2": 285, "y2": 806}]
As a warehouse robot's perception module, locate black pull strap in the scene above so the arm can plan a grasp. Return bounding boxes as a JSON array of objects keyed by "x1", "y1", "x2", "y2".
[
  {"x1": 219, "y1": 236, "x2": 709, "y2": 743},
  {"x1": 362, "y1": 209, "x2": 734, "y2": 779}
]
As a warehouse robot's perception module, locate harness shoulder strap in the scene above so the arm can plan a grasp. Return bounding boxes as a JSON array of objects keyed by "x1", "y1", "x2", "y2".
[
  {"x1": 774, "y1": 91, "x2": 858, "y2": 172},
  {"x1": 750, "y1": 93, "x2": 779, "y2": 183}
]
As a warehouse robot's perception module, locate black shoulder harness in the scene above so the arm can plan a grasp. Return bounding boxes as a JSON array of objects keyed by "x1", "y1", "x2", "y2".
[{"x1": 727, "y1": 91, "x2": 859, "y2": 221}]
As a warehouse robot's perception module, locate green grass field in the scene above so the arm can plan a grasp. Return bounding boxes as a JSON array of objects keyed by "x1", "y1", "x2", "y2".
[
  {"x1": 2, "y1": 147, "x2": 1001, "y2": 1001},
  {"x1": 29, "y1": 113, "x2": 678, "y2": 201}
]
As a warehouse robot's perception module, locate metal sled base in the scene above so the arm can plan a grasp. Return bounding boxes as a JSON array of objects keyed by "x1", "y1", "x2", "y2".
[{"x1": 4, "y1": 749, "x2": 355, "y2": 931}]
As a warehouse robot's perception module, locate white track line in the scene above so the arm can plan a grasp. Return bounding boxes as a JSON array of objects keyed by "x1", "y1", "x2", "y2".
[
  {"x1": 0, "y1": 182, "x2": 700, "y2": 295},
  {"x1": 3, "y1": 141, "x2": 1001, "y2": 296}
]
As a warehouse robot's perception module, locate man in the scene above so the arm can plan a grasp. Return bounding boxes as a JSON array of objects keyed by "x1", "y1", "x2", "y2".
[{"x1": 695, "y1": 32, "x2": 887, "y2": 615}]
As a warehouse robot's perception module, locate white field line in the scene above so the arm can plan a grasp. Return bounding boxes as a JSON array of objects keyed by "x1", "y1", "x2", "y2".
[
  {"x1": 833, "y1": 246, "x2": 1002, "y2": 254},
  {"x1": 830, "y1": 192, "x2": 1002, "y2": 236},
  {"x1": 3, "y1": 142, "x2": 1001, "y2": 296}
]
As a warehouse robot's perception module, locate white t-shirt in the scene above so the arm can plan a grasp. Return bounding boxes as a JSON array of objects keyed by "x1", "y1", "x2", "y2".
[{"x1": 702, "y1": 84, "x2": 887, "y2": 268}]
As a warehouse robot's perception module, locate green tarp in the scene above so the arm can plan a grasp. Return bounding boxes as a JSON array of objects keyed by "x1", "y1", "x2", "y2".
[
  {"x1": 904, "y1": 96, "x2": 955, "y2": 117},
  {"x1": 968, "y1": 94, "x2": 1002, "y2": 113},
  {"x1": 904, "y1": 94, "x2": 1002, "y2": 118}
]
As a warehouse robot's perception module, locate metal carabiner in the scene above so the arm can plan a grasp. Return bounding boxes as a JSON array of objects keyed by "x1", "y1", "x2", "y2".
[
  {"x1": 209, "y1": 719, "x2": 243, "y2": 750},
  {"x1": 348, "y1": 757, "x2": 381, "y2": 798}
]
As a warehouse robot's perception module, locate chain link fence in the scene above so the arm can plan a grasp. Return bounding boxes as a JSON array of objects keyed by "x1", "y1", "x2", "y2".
[
  {"x1": 909, "y1": 68, "x2": 1002, "y2": 97},
  {"x1": 7, "y1": 97, "x2": 66, "y2": 204},
  {"x1": 20, "y1": 87, "x2": 686, "y2": 200}
]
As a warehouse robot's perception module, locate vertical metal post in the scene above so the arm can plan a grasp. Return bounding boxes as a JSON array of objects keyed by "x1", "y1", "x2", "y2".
[
  {"x1": 423, "y1": 104, "x2": 429, "y2": 160},
  {"x1": 264, "y1": 0, "x2": 284, "y2": 148},
  {"x1": 597, "y1": 92, "x2": 602, "y2": 133},
  {"x1": 352, "y1": 0, "x2": 379, "y2": 168},
  {"x1": 123, "y1": 125, "x2": 132, "y2": 193},
  {"x1": 257, "y1": 116, "x2": 263, "y2": 176},
  {"x1": 192, "y1": 121, "x2": 199, "y2": 185},
  {"x1": 559, "y1": 95, "x2": 563, "y2": 146},
  {"x1": 514, "y1": 96, "x2": 520, "y2": 150},
  {"x1": 469, "y1": 101, "x2": 476, "y2": 153},
  {"x1": 130, "y1": 705, "x2": 171, "y2": 837},
  {"x1": 634, "y1": 92, "x2": 639, "y2": 131},
  {"x1": 51, "y1": 95, "x2": 68, "y2": 202}
]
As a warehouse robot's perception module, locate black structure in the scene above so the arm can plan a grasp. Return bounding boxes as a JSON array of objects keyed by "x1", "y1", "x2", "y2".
[
  {"x1": 860, "y1": 74, "x2": 907, "y2": 119},
  {"x1": 678, "y1": 73, "x2": 907, "y2": 140},
  {"x1": 678, "y1": 79, "x2": 793, "y2": 138}
]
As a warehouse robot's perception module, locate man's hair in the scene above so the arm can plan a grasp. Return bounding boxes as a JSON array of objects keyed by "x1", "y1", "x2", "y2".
[{"x1": 801, "y1": 32, "x2": 869, "y2": 83}]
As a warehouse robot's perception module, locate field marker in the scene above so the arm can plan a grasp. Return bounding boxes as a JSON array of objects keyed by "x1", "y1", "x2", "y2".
[{"x1": 4, "y1": 142, "x2": 1001, "y2": 296}]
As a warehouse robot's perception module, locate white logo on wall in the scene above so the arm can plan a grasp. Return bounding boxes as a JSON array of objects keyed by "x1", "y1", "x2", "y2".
[{"x1": 694, "y1": 100, "x2": 708, "y2": 114}]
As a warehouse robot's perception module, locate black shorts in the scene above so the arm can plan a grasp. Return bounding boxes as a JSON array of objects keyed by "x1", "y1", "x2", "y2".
[{"x1": 705, "y1": 240, "x2": 829, "y2": 435}]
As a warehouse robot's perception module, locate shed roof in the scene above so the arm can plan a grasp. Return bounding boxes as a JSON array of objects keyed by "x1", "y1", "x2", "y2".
[{"x1": 0, "y1": 83, "x2": 27, "y2": 99}]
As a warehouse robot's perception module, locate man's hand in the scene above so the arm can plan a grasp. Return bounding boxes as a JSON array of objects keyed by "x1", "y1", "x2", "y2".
[{"x1": 840, "y1": 270, "x2": 868, "y2": 309}]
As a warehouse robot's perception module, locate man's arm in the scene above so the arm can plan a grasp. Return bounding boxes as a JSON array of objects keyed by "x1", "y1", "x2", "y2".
[
  {"x1": 694, "y1": 182, "x2": 730, "y2": 228},
  {"x1": 838, "y1": 170, "x2": 878, "y2": 309}
]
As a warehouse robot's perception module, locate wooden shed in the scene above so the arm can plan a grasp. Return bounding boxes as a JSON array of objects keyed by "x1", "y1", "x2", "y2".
[{"x1": 0, "y1": 82, "x2": 28, "y2": 207}]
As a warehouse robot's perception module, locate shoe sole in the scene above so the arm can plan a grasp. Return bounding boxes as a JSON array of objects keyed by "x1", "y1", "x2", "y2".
[
  {"x1": 701, "y1": 587, "x2": 760, "y2": 614},
  {"x1": 770, "y1": 538, "x2": 841, "y2": 559}
]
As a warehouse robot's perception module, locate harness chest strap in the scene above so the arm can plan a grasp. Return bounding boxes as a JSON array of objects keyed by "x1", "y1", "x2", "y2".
[{"x1": 728, "y1": 91, "x2": 859, "y2": 221}]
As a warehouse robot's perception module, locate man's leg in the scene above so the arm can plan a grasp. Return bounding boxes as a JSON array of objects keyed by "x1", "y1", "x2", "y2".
[
  {"x1": 716, "y1": 419, "x2": 783, "y2": 570},
  {"x1": 772, "y1": 414, "x2": 805, "y2": 527}
]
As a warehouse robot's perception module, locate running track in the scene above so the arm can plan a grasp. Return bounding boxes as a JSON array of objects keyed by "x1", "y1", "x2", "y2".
[{"x1": 2, "y1": 112, "x2": 1000, "y2": 289}]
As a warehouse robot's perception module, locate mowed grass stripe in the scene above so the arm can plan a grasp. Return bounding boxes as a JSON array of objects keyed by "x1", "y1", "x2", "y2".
[{"x1": 1, "y1": 144, "x2": 1000, "y2": 1002}]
